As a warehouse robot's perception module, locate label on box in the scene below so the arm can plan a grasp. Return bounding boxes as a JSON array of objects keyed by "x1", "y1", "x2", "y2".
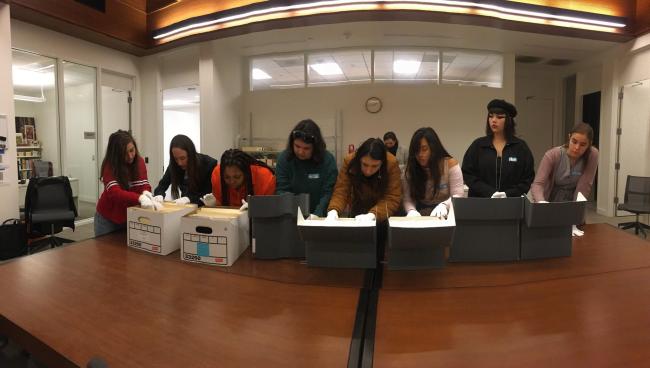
[
  {"x1": 129, "y1": 221, "x2": 162, "y2": 253},
  {"x1": 182, "y1": 232, "x2": 228, "y2": 265}
]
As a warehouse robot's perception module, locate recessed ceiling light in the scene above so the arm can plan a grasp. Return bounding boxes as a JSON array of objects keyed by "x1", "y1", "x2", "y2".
[
  {"x1": 310, "y1": 62, "x2": 343, "y2": 76},
  {"x1": 393, "y1": 60, "x2": 421, "y2": 74},
  {"x1": 252, "y1": 68, "x2": 272, "y2": 80}
]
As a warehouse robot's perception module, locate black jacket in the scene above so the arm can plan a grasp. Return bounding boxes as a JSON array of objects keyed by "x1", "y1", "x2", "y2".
[
  {"x1": 462, "y1": 135, "x2": 535, "y2": 198},
  {"x1": 154, "y1": 153, "x2": 218, "y2": 205}
]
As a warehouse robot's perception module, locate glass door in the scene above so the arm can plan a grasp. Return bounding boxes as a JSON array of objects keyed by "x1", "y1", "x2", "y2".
[{"x1": 61, "y1": 61, "x2": 98, "y2": 221}]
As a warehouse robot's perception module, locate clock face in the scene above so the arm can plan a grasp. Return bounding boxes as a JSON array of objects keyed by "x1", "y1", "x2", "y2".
[{"x1": 365, "y1": 97, "x2": 382, "y2": 113}]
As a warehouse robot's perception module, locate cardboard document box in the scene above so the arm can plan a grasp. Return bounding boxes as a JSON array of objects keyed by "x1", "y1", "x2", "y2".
[
  {"x1": 180, "y1": 208, "x2": 250, "y2": 266},
  {"x1": 520, "y1": 195, "x2": 587, "y2": 260},
  {"x1": 450, "y1": 197, "x2": 523, "y2": 262},
  {"x1": 249, "y1": 193, "x2": 309, "y2": 259},
  {"x1": 127, "y1": 203, "x2": 198, "y2": 255},
  {"x1": 387, "y1": 204, "x2": 456, "y2": 270},
  {"x1": 297, "y1": 209, "x2": 377, "y2": 269}
]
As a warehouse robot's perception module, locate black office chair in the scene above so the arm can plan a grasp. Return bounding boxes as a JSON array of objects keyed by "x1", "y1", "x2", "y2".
[
  {"x1": 24, "y1": 176, "x2": 78, "y2": 251},
  {"x1": 617, "y1": 175, "x2": 650, "y2": 238}
]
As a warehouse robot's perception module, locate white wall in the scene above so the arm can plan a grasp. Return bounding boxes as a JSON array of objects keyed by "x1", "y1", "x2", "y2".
[
  {"x1": 200, "y1": 41, "x2": 242, "y2": 162},
  {"x1": 515, "y1": 64, "x2": 563, "y2": 168},
  {"x1": 0, "y1": 3, "x2": 19, "y2": 220}
]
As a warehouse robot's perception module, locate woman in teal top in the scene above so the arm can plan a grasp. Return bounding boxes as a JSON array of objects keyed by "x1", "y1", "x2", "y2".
[{"x1": 275, "y1": 119, "x2": 338, "y2": 217}]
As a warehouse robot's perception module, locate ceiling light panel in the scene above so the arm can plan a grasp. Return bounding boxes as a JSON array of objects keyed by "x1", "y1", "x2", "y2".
[
  {"x1": 251, "y1": 54, "x2": 305, "y2": 90},
  {"x1": 375, "y1": 49, "x2": 439, "y2": 82},
  {"x1": 442, "y1": 51, "x2": 503, "y2": 87},
  {"x1": 308, "y1": 50, "x2": 371, "y2": 86}
]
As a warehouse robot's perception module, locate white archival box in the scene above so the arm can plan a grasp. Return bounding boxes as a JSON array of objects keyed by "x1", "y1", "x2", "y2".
[
  {"x1": 127, "y1": 202, "x2": 198, "y2": 255},
  {"x1": 180, "y1": 207, "x2": 250, "y2": 266}
]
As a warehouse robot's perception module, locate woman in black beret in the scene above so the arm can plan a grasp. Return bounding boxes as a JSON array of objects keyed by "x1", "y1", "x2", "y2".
[{"x1": 461, "y1": 99, "x2": 535, "y2": 198}]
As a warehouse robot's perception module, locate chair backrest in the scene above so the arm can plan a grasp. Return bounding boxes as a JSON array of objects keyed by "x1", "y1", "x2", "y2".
[
  {"x1": 25, "y1": 177, "x2": 78, "y2": 233},
  {"x1": 31, "y1": 160, "x2": 53, "y2": 178},
  {"x1": 624, "y1": 176, "x2": 650, "y2": 207}
]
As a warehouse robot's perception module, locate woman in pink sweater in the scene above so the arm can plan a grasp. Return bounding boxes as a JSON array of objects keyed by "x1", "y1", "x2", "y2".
[
  {"x1": 531, "y1": 123, "x2": 599, "y2": 203},
  {"x1": 402, "y1": 127, "x2": 464, "y2": 218}
]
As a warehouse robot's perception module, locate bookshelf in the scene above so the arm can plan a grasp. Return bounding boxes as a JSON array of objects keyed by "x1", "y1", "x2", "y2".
[{"x1": 16, "y1": 145, "x2": 42, "y2": 180}]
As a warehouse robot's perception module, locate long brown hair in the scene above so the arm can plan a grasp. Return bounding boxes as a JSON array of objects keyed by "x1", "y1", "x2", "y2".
[
  {"x1": 100, "y1": 130, "x2": 140, "y2": 189},
  {"x1": 168, "y1": 135, "x2": 200, "y2": 199},
  {"x1": 347, "y1": 138, "x2": 388, "y2": 214},
  {"x1": 405, "y1": 127, "x2": 451, "y2": 201}
]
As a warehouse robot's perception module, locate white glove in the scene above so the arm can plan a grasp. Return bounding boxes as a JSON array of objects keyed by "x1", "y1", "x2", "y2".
[
  {"x1": 355, "y1": 212, "x2": 376, "y2": 222},
  {"x1": 174, "y1": 197, "x2": 190, "y2": 205},
  {"x1": 308, "y1": 214, "x2": 320, "y2": 220},
  {"x1": 153, "y1": 195, "x2": 164, "y2": 203},
  {"x1": 491, "y1": 191, "x2": 507, "y2": 198},
  {"x1": 537, "y1": 200, "x2": 549, "y2": 203},
  {"x1": 325, "y1": 209, "x2": 339, "y2": 222},
  {"x1": 430, "y1": 203, "x2": 448, "y2": 219},
  {"x1": 572, "y1": 225, "x2": 584, "y2": 237},
  {"x1": 202, "y1": 193, "x2": 217, "y2": 207},
  {"x1": 239, "y1": 199, "x2": 249, "y2": 211},
  {"x1": 406, "y1": 209, "x2": 421, "y2": 217},
  {"x1": 139, "y1": 194, "x2": 155, "y2": 210}
]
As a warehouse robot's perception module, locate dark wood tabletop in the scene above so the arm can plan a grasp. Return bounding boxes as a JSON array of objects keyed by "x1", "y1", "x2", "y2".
[
  {"x1": 374, "y1": 224, "x2": 650, "y2": 367},
  {"x1": 0, "y1": 234, "x2": 362, "y2": 367},
  {"x1": 382, "y1": 223, "x2": 650, "y2": 289}
]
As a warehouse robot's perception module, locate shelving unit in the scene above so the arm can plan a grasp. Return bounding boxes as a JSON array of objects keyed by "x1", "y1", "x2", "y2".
[
  {"x1": 16, "y1": 145, "x2": 42, "y2": 180},
  {"x1": 241, "y1": 147, "x2": 282, "y2": 168}
]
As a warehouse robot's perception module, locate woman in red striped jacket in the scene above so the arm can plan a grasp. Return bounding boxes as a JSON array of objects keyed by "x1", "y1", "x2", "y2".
[{"x1": 95, "y1": 130, "x2": 159, "y2": 237}]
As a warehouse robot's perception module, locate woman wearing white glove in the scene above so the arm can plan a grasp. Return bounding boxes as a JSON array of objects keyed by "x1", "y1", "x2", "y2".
[
  {"x1": 95, "y1": 130, "x2": 153, "y2": 237},
  {"x1": 327, "y1": 138, "x2": 401, "y2": 222},
  {"x1": 402, "y1": 128, "x2": 464, "y2": 219},
  {"x1": 461, "y1": 99, "x2": 535, "y2": 198},
  {"x1": 153, "y1": 135, "x2": 218, "y2": 207}
]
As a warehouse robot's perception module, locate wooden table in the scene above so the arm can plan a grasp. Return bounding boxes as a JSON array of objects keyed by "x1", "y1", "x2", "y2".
[
  {"x1": 0, "y1": 233, "x2": 364, "y2": 367},
  {"x1": 373, "y1": 224, "x2": 650, "y2": 367}
]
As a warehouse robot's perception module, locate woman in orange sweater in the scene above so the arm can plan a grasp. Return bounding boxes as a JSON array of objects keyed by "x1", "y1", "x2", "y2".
[
  {"x1": 207, "y1": 149, "x2": 276, "y2": 207},
  {"x1": 327, "y1": 138, "x2": 401, "y2": 222}
]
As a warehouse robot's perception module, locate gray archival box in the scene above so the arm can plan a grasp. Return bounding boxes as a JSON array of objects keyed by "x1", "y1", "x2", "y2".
[
  {"x1": 387, "y1": 217, "x2": 455, "y2": 270},
  {"x1": 450, "y1": 197, "x2": 523, "y2": 262},
  {"x1": 297, "y1": 212, "x2": 377, "y2": 269},
  {"x1": 520, "y1": 196, "x2": 586, "y2": 260},
  {"x1": 249, "y1": 193, "x2": 310, "y2": 259}
]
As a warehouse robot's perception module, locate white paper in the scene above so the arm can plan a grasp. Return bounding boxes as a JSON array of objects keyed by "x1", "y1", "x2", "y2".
[{"x1": 296, "y1": 208, "x2": 376, "y2": 228}]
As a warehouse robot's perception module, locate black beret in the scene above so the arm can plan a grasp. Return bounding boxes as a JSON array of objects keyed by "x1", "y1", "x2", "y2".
[{"x1": 487, "y1": 99, "x2": 517, "y2": 118}]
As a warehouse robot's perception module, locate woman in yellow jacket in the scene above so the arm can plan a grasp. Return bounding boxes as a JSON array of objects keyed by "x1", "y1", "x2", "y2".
[{"x1": 327, "y1": 138, "x2": 402, "y2": 222}]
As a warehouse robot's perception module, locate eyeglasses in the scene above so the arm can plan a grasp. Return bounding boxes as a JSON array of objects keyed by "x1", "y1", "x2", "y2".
[{"x1": 292, "y1": 130, "x2": 316, "y2": 144}]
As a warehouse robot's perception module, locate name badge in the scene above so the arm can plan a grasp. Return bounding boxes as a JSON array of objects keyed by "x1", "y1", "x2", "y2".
[
  {"x1": 308, "y1": 173, "x2": 320, "y2": 179},
  {"x1": 508, "y1": 157, "x2": 518, "y2": 162}
]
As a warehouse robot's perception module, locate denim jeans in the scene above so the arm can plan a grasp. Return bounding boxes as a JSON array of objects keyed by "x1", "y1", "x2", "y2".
[{"x1": 94, "y1": 212, "x2": 125, "y2": 237}]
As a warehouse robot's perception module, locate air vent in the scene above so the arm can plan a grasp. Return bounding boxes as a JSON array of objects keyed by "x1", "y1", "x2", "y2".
[
  {"x1": 74, "y1": 0, "x2": 106, "y2": 12},
  {"x1": 516, "y1": 55, "x2": 544, "y2": 64},
  {"x1": 546, "y1": 59, "x2": 573, "y2": 66}
]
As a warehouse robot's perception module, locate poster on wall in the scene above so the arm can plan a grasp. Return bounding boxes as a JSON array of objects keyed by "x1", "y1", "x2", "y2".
[{"x1": 15, "y1": 117, "x2": 36, "y2": 146}]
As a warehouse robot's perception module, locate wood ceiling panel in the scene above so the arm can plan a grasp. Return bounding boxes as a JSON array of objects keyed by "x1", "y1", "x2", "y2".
[
  {"x1": 120, "y1": 0, "x2": 147, "y2": 13},
  {"x1": 636, "y1": 0, "x2": 650, "y2": 36},
  {"x1": 147, "y1": 0, "x2": 267, "y2": 30},
  {"x1": 506, "y1": 0, "x2": 635, "y2": 17},
  {"x1": 11, "y1": 0, "x2": 148, "y2": 48}
]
